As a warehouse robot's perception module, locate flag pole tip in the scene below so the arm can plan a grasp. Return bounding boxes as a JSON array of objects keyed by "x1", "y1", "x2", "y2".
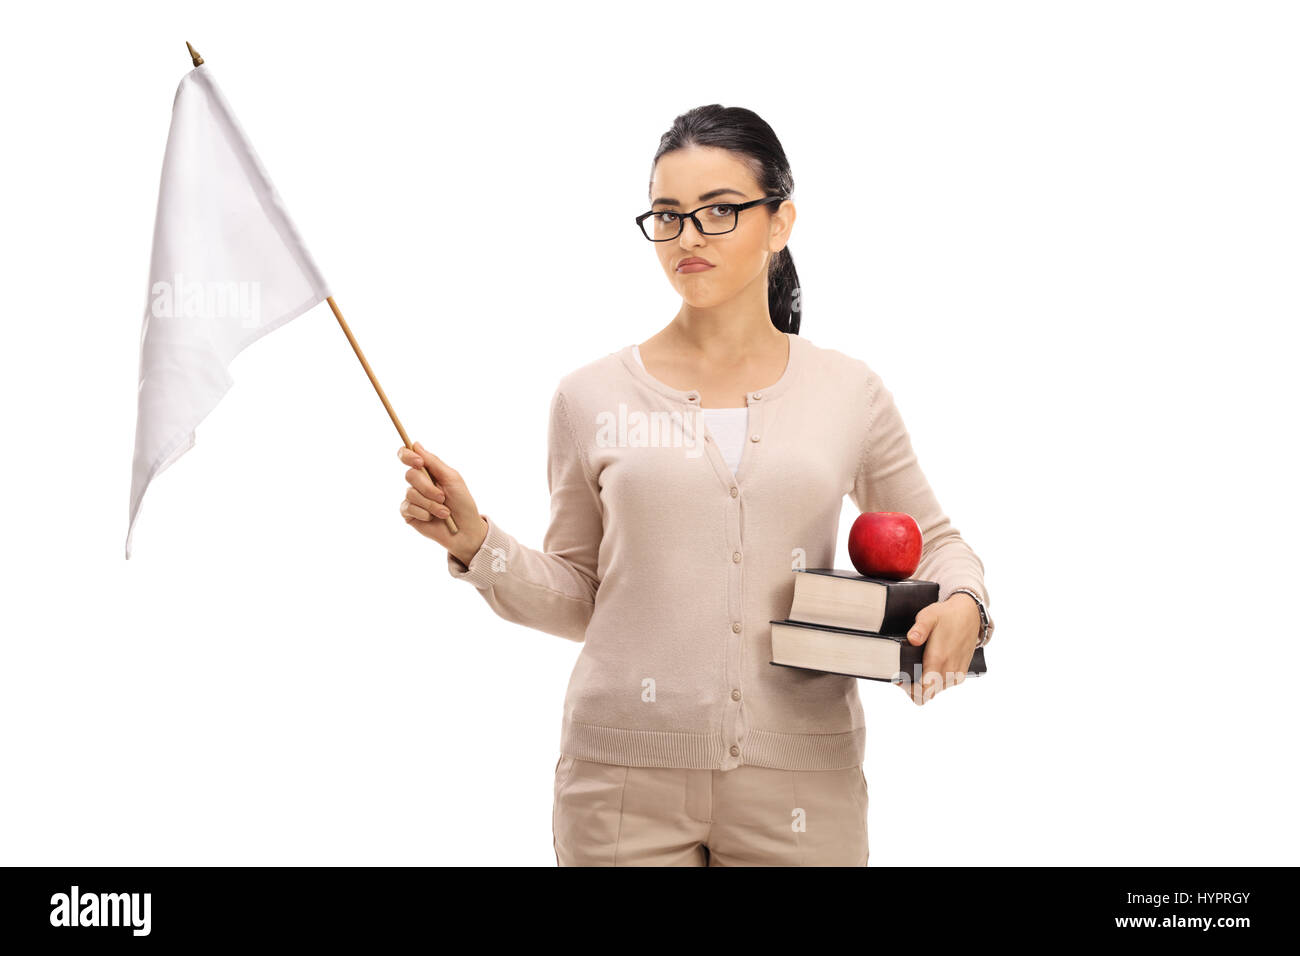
[{"x1": 186, "y1": 41, "x2": 204, "y2": 67}]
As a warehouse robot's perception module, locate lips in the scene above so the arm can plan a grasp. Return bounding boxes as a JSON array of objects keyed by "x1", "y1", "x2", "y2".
[{"x1": 677, "y1": 257, "x2": 714, "y2": 272}]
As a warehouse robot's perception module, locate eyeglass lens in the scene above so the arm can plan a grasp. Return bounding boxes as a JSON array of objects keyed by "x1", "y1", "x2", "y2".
[{"x1": 644, "y1": 205, "x2": 738, "y2": 240}]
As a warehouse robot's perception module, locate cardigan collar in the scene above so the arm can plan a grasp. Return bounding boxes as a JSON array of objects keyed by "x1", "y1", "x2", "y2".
[{"x1": 616, "y1": 331, "x2": 806, "y2": 407}]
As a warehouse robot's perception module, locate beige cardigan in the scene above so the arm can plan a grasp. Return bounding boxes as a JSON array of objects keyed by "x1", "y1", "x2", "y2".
[{"x1": 447, "y1": 332, "x2": 994, "y2": 771}]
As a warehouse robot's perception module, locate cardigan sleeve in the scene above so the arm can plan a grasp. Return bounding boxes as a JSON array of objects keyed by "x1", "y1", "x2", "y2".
[
  {"x1": 444, "y1": 386, "x2": 603, "y2": 642},
  {"x1": 849, "y1": 369, "x2": 995, "y2": 645}
]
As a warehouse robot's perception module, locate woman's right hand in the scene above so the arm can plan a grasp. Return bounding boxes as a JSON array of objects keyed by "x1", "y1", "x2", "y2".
[{"x1": 398, "y1": 441, "x2": 488, "y2": 565}]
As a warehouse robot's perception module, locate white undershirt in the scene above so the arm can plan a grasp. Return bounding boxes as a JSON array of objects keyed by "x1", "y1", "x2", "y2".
[{"x1": 633, "y1": 345, "x2": 749, "y2": 476}]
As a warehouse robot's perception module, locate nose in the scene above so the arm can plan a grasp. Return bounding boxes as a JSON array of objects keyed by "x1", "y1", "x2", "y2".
[{"x1": 678, "y1": 216, "x2": 706, "y2": 246}]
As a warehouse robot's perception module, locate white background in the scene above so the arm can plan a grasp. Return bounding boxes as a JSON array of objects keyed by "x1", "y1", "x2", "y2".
[{"x1": 2, "y1": 1, "x2": 1297, "y2": 866}]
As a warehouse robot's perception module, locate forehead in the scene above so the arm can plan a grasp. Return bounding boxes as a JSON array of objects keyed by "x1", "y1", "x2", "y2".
[{"x1": 650, "y1": 145, "x2": 760, "y2": 204}]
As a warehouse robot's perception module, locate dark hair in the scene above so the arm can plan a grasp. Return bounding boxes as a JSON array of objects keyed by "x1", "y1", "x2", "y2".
[{"x1": 650, "y1": 105, "x2": 801, "y2": 335}]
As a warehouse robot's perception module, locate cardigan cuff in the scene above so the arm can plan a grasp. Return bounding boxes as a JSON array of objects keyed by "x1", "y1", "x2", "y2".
[{"x1": 445, "y1": 513, "x2": 510, "y2": 590}]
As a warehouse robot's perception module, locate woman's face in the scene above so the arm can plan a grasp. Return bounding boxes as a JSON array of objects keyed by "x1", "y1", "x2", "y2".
[{"x1": 647, "y1": 145, "x2": 794, "y2": 310}]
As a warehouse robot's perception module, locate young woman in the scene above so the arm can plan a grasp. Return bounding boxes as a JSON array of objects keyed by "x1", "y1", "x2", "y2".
[{"x1": 397, "y1": 105, "x2": 994, "y2": 866}]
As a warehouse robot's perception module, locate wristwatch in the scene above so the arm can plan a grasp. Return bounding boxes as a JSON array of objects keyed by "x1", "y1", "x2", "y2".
[{"x1": 949, "y1": 587, "x2": 990, "y2": 648}]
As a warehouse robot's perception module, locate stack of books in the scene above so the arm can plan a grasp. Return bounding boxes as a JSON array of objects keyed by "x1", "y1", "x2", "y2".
[{"x1": 769, "y1": 569, "x2": 987, "y2": 681}]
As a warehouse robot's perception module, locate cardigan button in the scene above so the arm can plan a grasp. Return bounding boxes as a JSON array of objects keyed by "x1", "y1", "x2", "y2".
[
  {"x1": 752, "y1": 391, "x2": 762, "y2": 400},
  {"x1": 750, "y1": 434, "x2": 760, "y2": 442},
  {"x1": 731, "y1": 689, "x2": 742, "y2": 701},
  {"x1": 732, "y1": 551, "x2": 741, "y2": 563},
  {"x1": 732, "y1": 622, "x2": 741, "y2": 633},
  {"x1": 730, "y1": 486, "x2": 738, "y2": 497},
  {"x1": 730, "y1": 745, "x2": 740, "y2": 757}
]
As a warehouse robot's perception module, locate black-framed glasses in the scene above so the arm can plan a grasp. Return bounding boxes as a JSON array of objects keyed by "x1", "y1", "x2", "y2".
[{"x1": 635, "y1": 195, "x2": 787, "y2": 242}]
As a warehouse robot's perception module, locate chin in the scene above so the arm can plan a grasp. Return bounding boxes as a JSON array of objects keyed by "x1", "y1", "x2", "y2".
[
  {"x1": 681, "y1": 293, "x2": 726, "y2": 309},
  {"x1": 676, "y1": 282, "x2": 730, "y2": 308}
]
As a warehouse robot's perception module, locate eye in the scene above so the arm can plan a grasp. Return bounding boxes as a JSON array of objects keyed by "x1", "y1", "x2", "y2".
[{"x1": 655, "y1": 211, "x2": 681, "y2": 223}]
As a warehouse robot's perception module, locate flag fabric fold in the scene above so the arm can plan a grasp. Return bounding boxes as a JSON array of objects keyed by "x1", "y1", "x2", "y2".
[{"x1": 126, "y1": 65, "x2": 330, "y2": 558}]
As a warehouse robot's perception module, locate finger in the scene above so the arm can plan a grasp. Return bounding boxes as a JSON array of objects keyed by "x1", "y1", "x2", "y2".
[
  {"x1": 896, "y1": 679, "x2": 922, "y2": 706},
  {"x1": 406, "y1": 486, "x2": 450, "y2": 518},
  {"x1": 401, "y1": 500, "x2": 433, "y2": 522},
  {"x1": 927, "y1": 656, "x2": 967, "y2": 693},
  {"x1": 899, "y1": 667, "x2": 935, "y2": 705},
  {"x1": 404, "y1": 465, "x2": 446, "y2": 502},
  {"x1": 919, "y1": 669, "x2": 946, "y2": 703},
  {"x1": 413, "y1": 444, "x2": 472, "y2": 531},
  {"x1": 413, "y1": 442, "x2": 458, "y2": 486},
  {"x1": 906, "y1": 618, "x2": 932, "y2": 646},
  {"x1": 398, "y1": 445, "x2": 443, "y2": 500},
  {"x1": 908, "y1": 600, "x2": 947, "y2": 645},
  {"x1": 405, "y1": 442, "x2": 454, "y2": 499}
]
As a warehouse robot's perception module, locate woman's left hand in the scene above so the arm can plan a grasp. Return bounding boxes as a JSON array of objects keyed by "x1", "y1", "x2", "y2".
[{"x1": 895, "y1": 593, "x2": 982, "y2": 706}]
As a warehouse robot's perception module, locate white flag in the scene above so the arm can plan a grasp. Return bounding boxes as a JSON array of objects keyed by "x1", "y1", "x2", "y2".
[{"x1": 126, "y1": 64, "x2": 330, "y2": 558}]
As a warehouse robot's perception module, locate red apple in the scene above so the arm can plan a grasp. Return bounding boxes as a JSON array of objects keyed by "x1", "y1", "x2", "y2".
[{"x1": 848, "y1": 511, "x2": 922, "y2": 579}]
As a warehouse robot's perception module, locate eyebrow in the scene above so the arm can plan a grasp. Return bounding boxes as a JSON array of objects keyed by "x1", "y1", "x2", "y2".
[{"x1": 650, "y1": 188, "x2": 748, "y2": 208}]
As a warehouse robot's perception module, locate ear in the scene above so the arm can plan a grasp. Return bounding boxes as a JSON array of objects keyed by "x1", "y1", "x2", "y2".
[{"x1": 769, "y1": 199, "x2": 796, "y2": 254}]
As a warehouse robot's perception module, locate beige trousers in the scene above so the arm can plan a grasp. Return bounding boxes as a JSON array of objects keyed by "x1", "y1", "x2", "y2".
[{"x1": 552, "y1": 755, "x2": 869, "y2": 866}]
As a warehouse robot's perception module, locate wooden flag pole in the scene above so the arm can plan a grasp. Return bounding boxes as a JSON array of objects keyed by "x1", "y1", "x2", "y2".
[
  {"x1": 184, "y1": 42, "x2": 458, "y2": 536},
  {"x1": 325, "y1": 296, "x2": 459, "y2": 534}
]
